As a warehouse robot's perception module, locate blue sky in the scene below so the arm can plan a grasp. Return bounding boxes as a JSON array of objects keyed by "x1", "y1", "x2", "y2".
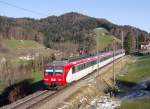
[{"x1": 0, "y1": 0, "x2": 150, "y2": 32}]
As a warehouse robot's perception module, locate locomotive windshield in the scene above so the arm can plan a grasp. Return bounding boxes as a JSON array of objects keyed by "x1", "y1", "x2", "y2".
[{"x1": 46, "y1": 66, "x2": 64, "y2": 76}]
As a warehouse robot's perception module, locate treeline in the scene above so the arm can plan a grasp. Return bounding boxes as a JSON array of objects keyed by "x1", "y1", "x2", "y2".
[
  {"x1": 0, "y1": 54, "x2": 55, "y2": 88},
  {"x1": 0, "y1": 12, "x2": 150, "y2": 53},
  {"x1": 0, "y1": 17, "x2": 43, "y2": 43},
  {"x1": 0, "y1": 54, "x2": 56, "y2": 105}
]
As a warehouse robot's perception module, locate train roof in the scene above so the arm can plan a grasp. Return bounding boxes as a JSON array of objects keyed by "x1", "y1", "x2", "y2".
[
  {"x1": 69, "y1": 52, "x2": 112, "y2": 66},
  {"x1": 46, "y1": 49, "x2": 124, "y2": 67},
  {"x1": 46, "y1": 60, "x2": 69, "y2": 66},
  {"x1": 46, "y1": 52, "x2": 112, "y2": 67}
]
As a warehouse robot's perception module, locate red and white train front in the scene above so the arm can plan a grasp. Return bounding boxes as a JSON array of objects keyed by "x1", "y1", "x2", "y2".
[{"x1": 43, "y1": 61, "x2": 69, "y2": 88}]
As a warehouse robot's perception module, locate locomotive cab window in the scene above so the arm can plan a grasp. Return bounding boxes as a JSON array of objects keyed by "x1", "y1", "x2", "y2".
[
  {"x1": 45, "y1": 69, "x2": 54, "y2": 76},
  {"x1": 54, "y1": 66, "x2": 64, "y2": 76},
  {"x1": 45, "y1": 66, "x2": 64, "y2": 76},
  {"x1": 54, "y1": 69, "x2": 64, "y2": 76}
]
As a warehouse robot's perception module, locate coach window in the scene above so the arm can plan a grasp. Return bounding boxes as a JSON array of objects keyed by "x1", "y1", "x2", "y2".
[
  {"x1": 72, "y1": 67, "x2": 75, "y2": 73},
  {"x1": 76, "y1": 65, "x2": 80, "y2": 72},
  {"x1": 110, "y1": 54, "x2": 112, "y2": 57},
  {"x1": 87, "y1": 62, "x2": 90, "y2": 67},
  {"x1": 100, "y1": 57, "x2": 104, "y2": 61},
  {"x1": 81, "y1": 64, "x2": 85, "y2": 70}
]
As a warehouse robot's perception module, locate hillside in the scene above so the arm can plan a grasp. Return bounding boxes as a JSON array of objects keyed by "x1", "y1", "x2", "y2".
[
  {"x1": 94, "y1": 28, "x2": 121, "y2": 51},
  {"x1": 0, "y1": 12, "x2": 150, "y2": 53},
  {"x1": 0, "y1": 39, "x2": 57, "y2": 60}
]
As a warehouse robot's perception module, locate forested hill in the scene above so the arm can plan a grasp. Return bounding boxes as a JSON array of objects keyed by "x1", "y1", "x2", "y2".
[{"x1": 0, "y1": 12, "x2": 150, "y2": 53}]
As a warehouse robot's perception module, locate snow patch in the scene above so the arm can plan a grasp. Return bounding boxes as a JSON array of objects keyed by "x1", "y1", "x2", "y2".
[{"x1": 86, "y1": 96, "x2": 121, "y2": 109}]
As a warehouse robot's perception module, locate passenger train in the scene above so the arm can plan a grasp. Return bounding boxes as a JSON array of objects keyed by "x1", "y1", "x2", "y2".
[{"x1": 43, "y1": 49, "x2": 125, "y2": 89}]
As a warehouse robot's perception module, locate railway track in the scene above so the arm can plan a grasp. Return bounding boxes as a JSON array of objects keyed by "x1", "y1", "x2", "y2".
[
  {"x1": 26, "y1": 87, "x2": 68, "y2": 109},
  {"x1": 1, "y1": 83, "x2": 76, "y2": 109},
  {"x1": 1, "y1": 90, "x2": 55, "y2": 109},
  {"x1": 1, "y1": 86, "x2": 71, "y2": 109}
]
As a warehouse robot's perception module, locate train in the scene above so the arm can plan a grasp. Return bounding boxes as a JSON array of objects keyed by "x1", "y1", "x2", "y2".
[{"x1": 43, "y1": 49, "x2": 125, "y2": 89}]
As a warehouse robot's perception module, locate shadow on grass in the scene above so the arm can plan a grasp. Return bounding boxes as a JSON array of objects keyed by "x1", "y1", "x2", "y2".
[
  {"x1": 117, "y1": 80, "x2": 137, "y2": 88},
  {"x1": 116, "y1": 80, "x2": 150, "y2": 100},
  {"x1": 115, "y1": 80, "x2": 137, "y2": 96},
  {"x1": 133, "y1": 53, "x2": 150, "y2": 58},
  {"x1": 0, "y1": 79, "x2": 45, "y2": 107}
]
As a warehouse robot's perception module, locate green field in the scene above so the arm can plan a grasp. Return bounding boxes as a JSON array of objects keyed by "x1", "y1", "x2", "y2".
[
  {"x1": 33, "y1": 68, "x2": 44, "y2": 82},
  {"x1": 119, "y1": 55, "x2": 150, "y2": 83},
  {"x1": 118, "y1": 99, "x2": 150, "y2": 109}
]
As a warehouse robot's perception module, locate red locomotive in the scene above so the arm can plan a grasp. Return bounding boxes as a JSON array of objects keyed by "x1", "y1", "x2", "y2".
[{"x1": 43, "y1": 49, "x2": 125, "y2": 89}]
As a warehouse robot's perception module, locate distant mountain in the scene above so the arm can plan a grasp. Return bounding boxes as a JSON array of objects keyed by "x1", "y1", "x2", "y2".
[{"x1": 0, "y1": 12, "x2": 149, "y2": 53}]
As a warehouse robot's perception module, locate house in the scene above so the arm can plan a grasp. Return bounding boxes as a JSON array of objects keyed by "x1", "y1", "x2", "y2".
[{"x1": 141, "y1": 42, "x2": 150, "y2": 50}]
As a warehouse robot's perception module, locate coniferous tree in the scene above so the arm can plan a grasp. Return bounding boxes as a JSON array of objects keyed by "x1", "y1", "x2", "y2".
[{"x1": 124, "y1": 33, "x2": 132, "y2": 54}]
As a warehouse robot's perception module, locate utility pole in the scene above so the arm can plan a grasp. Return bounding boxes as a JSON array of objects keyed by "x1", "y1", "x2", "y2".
[
  {"x1": 137, "y1": 31, "x2": 139, "y2": 53},
  {"x1": 122, "y1": 31, "x2": 124, "y2": 51},
  {"x1": 120, "y1": 31, "x2": 124, "y2": 78},
  {"x1": 113, "y1": 39, "x2": 116, "y2": 86},
  {"x1": 96, "y1": 33, "x2": 99, "y2": 76}
]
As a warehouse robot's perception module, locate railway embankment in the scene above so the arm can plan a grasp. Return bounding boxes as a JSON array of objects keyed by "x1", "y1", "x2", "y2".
[
  {"x1": 4, "y1": 55, "x2": 149, "y2": 109},
  {"x1": 55, "y1": 55, "x2": 150, "y2": 109}
]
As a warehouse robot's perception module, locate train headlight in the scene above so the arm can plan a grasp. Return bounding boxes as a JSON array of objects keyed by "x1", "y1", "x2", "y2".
[
  {"x1": 44, "y1": 78, "x2": 48, "y2": 81},
  {"x1": 45, "y1": 72, "x2": 48, "y2": 76},
  {"x1": 58, "y1": 79, "x2": 62, "y2": 81},
  {"x1": 51, "y1": 78, "x2": 56, "y2": 81}
]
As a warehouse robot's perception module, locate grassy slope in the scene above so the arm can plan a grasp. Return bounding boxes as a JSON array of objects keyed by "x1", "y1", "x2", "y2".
[
  {"x1": 0, "y1": 39, "x2": 44, "y2": 59},
  {"x1": 118, "y1": 55, "x2": 150, "y2": 109},
  {"x1": 95, "y1": 29, "x2": 121, "y2": 51},
  {"x1": 3, "y1": 39, "x2": 45, "y2": 50},
  {"x1": 1, "y1": 39, "x2": 57, "y2": 59},
  {"x1": 98, "y1": 34, "x2": 116, "y2": 50}
]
